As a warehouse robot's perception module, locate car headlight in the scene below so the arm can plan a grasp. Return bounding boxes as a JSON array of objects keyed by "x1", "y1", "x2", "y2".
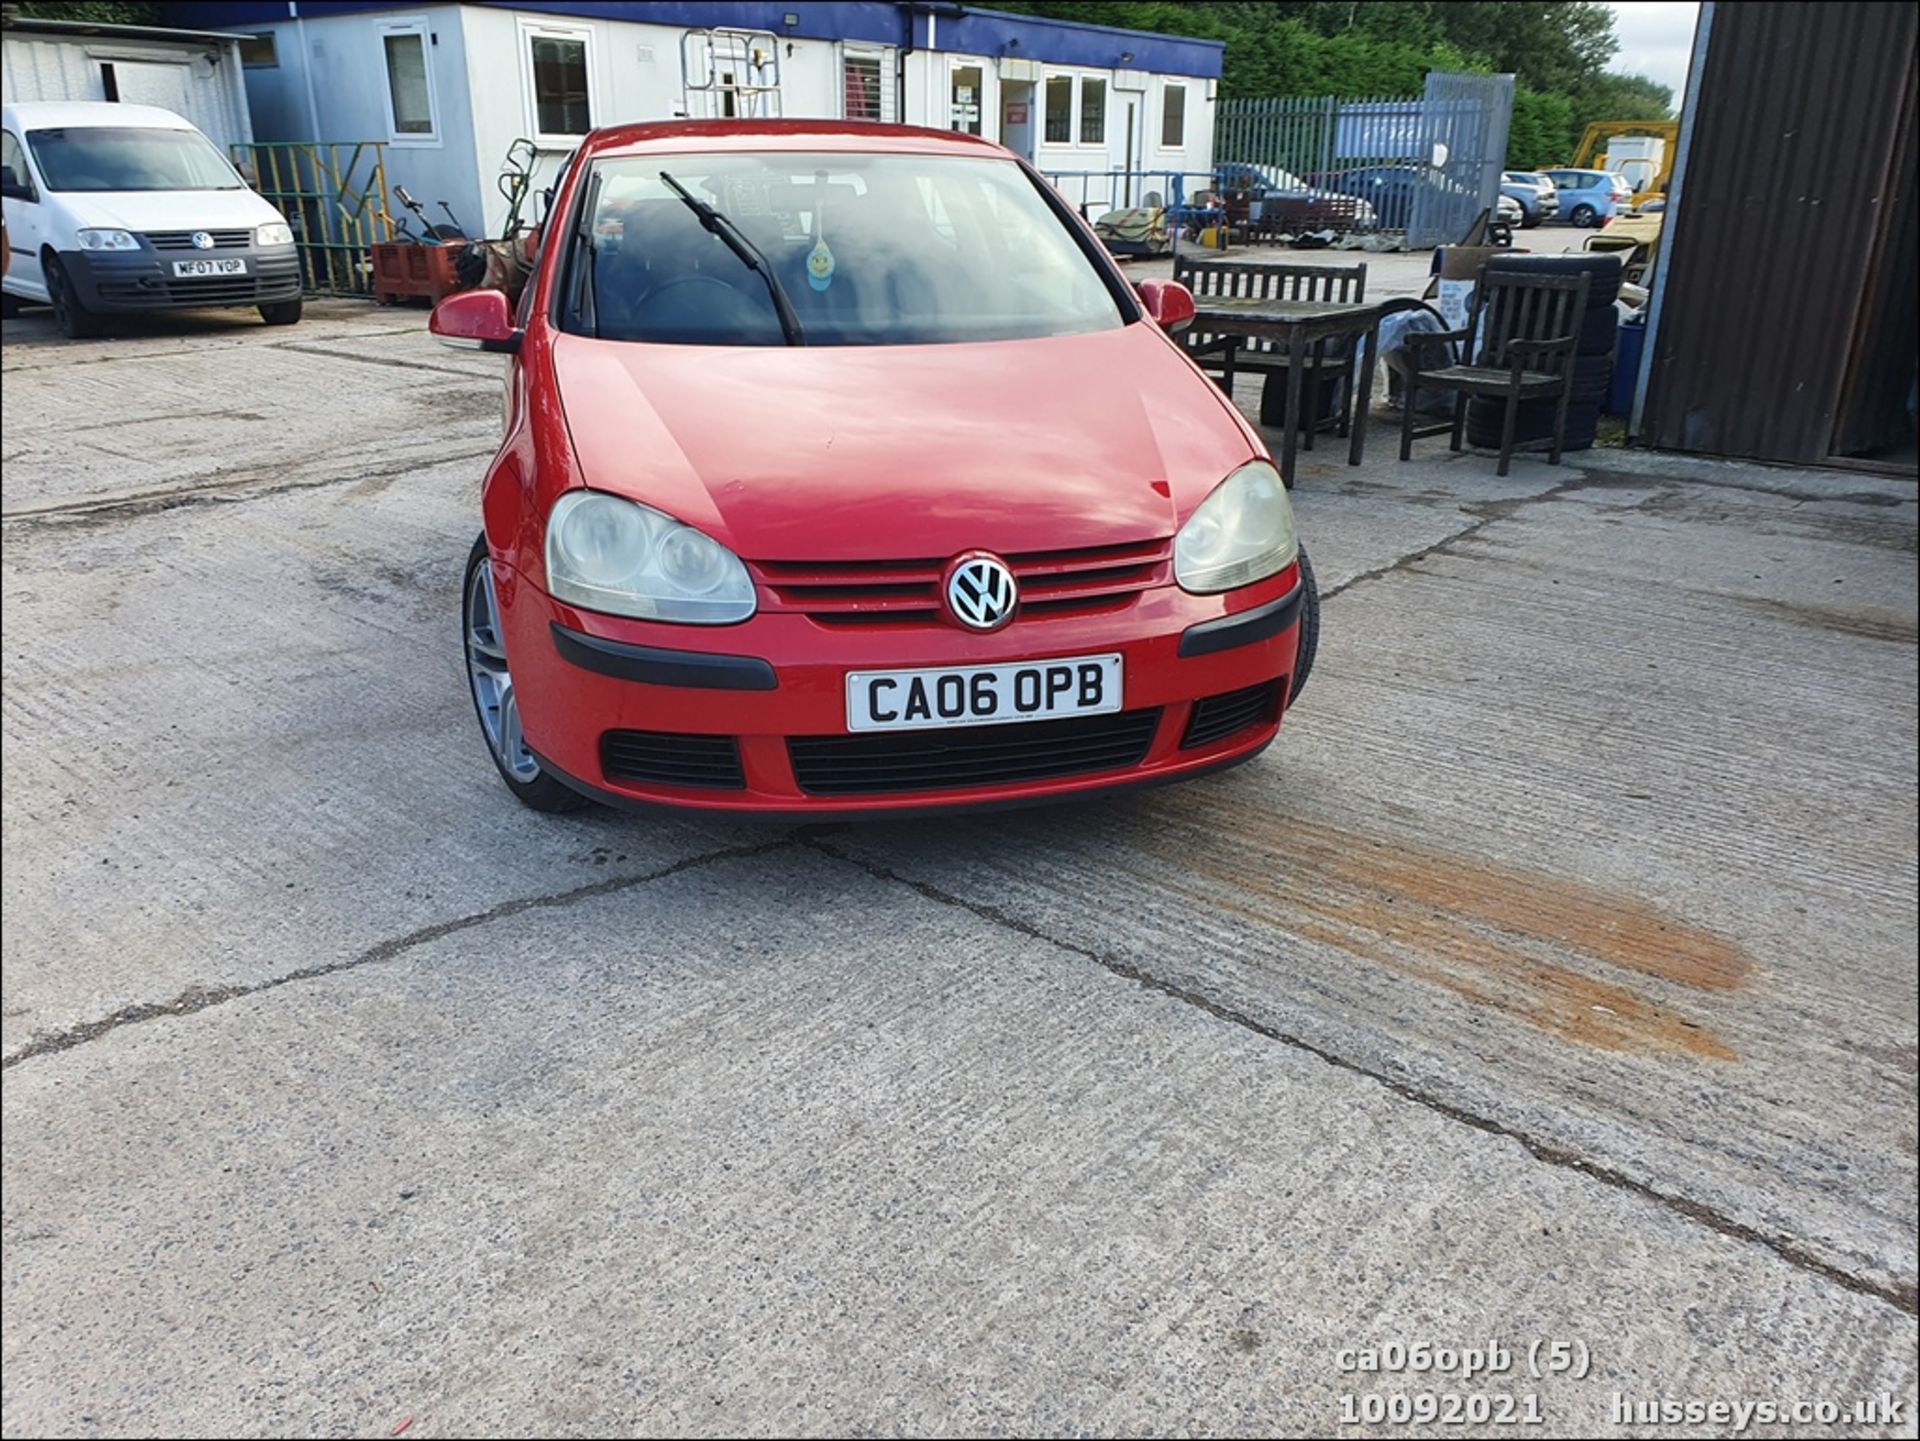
[
  {"x1": 545, "y1": 490, "x2": 756, "y2": 624},
  {"x1": 1174, "y1": 460, "x2": 1299, "y2": 594},
  {"x1": 76, "y1": 229, "x2": 140, "y2": 251},
  {"x1": 256, "y1": 221, "x2": 294, "y2": 247}
]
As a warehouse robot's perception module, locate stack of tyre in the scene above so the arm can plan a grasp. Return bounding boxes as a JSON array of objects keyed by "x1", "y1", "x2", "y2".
[{"x1": 1465, "y1": 253, "x2": 1623, "y2": 455}]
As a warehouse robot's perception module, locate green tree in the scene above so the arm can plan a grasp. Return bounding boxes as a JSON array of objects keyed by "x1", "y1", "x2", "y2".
[
  {"x1": 1571, "y1": 70, "x2": 1674, "y2": 123},
  {"x1": 1508, "y1": 87, "x2": 1575, "y2": 170},
  {"x1": 10, "y1": 0, "x2": 159, "y2": 20},
  {"x1": 993, "y1": 0, "x2": 1678, "y2": 167}
]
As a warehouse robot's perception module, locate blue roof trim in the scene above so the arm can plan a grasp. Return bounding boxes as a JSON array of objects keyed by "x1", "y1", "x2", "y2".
[
  {"x1": 945, "y1": 6, "x2": 1221, "y2": 78},
  {"x1": 159, "y1": 1, "x2": 1222, "y2": 78}
]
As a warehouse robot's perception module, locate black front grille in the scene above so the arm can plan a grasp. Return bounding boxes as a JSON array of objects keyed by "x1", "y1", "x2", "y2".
[
  {"x1": 789, "y1": 709, "x2": 1161, "y2": 796},
  {"x1": 165, "y1": 277, "x2": 268, "y2": 303},
  {"x1": 94, "y1": 272, "x2": 301, "y2": 307},
  {"x1": 1181, "y1": 681, "x2": 1283, "y2": 749},
  {"x1": 145, "y1": 229, "x2": 252, "y2": 250},
  {"x1": 601, "y1": 730, "x2": 745, "y2": 789}
]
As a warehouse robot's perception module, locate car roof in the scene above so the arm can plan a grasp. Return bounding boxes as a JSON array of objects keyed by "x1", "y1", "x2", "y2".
[
  {"x1": 583, "y1": 118, "x2": 1010, "y2": 160},
  {"x1": 3, "y1": 100, "x2": 196, "y2": 130}
]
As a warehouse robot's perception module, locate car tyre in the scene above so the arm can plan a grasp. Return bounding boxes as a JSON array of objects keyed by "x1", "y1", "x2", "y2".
[
  {"x1": 46, "y1": 256, "x2": 105, "y2": 339},
  {"x1": 1287, "y1": 547, "x2": 1320, "y2": 708},
  {"x1": 258, "y1": 298, "x2": 303, "y2": 326},
  {"x1": 1579, "y1": 305, "x2": 1619, "y2": 355},
  {"x1": 463, "y1": 534, "x2": 590, "y2": 813},
  {"x1": 0, "y1": 291, "x2": 21, "y2": 317},
  {"x1": 1466, "y1": 398, "x2": 1601, "y2": 450},
  {"x1": 1570, "y1": 203, "x2": 1599, "y2": 228}
]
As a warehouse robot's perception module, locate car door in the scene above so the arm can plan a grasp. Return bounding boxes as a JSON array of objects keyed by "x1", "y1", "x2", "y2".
[{"x1": 1, "y1": 128, "x2": 49, "y2": 298}]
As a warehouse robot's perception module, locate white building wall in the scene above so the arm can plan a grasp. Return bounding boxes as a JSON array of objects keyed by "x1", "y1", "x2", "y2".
[
  {"x1": 1, "y1": 31, "x2": 254, "y2": 151},
  {"x1": 457, "y1": 8, "x2": 902, "y2": 234},
  {"x1": 228, "y1": 3, "x2": 1215, "y2": 237},
  {"x1": 233, "y1": 6, "x2": 489, "y2": 243}
]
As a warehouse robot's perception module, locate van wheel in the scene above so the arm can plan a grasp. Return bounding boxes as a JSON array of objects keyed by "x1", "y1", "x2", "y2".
[
  {"x1": 47, "y1": 257, "x2": 104, "y2": 339},
  {"x1": 258, "y1": 298, "x2": 303, "y2": 326}
]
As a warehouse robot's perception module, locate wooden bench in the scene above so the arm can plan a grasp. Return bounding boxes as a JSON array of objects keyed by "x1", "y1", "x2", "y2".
[{"x1": 1173, "y1": 256, "x2": 1368, "y2": 442}]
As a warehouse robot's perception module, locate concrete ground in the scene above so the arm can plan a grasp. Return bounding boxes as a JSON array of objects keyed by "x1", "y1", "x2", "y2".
[{"x1": 2, "y1": 296, "x2": 1915, "y2": 1439}]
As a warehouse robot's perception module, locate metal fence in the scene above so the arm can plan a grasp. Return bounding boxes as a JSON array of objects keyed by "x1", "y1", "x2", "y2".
[
  {"x1": 1214, "y1": 71, "x2": 1514, "y2": 247},
  {"x1": 1038, "y1": 169, "x2": 1221, "y2": 255},
  {"x1": 232, "y1": 142, "x2": 396, "y2": 297}
]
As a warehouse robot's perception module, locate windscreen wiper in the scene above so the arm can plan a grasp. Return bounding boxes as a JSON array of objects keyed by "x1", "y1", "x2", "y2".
[
  {"x1": 658, "y1": 170, "x2": 805, "y2": 347},
  {"x1": 573, "y1": 170, "x2": 604, "y2": 337}
]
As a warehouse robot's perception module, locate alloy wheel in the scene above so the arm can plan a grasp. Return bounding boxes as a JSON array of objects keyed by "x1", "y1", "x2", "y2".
[{"x1": 465, "y1": 558, "x2": 540, "y2": 781}]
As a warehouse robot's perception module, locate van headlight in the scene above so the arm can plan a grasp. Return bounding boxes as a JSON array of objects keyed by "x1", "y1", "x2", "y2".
[
  {"x1": 76, "y1": 229, "x2": 140, "y2": 251},
  {"x1": 256, "y1": 222, "x2": 294, "y2": 247},
  {"x1": 1173, "y1": 460, "x2": 1299, "y2": 593},
  {"x1": 544, "y1": 491, "x2": 756, "y2": 624}
]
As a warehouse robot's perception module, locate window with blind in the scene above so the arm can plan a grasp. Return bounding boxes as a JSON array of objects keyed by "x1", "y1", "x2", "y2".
[
  {"x1": 843, "y1": 53, "x2": 883, "y2": 121},
  {"x1": 1044, "y1": 75, "x2": 1072, "y2": 143},
  {"x1": 1079, "y1": 77, "x2": 1106, "y2": 144},
  {"x1": 1161, "y1": 83, "x2": 1185, "y2": 147},
  {"x1": 381, "y1": 27, "x2": 434, "y2": 139},
  {"x1": 527, "y1": 31, "x2": 591, "y2": 140}
]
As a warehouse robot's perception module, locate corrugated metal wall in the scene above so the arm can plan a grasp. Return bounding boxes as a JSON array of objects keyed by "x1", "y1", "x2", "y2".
[
  {"x1": 1, "y1": 32, "x2": 254, "y2": 152},
  {"x1": 1641, "y1": 1, "x2": 1919, "y2": 465}
]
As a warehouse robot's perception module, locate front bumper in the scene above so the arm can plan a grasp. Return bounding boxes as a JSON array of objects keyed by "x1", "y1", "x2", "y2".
[
  {"x1": 496, "y1": 561, "x2": 1305, "y2": 814},
  {"x1": 60, "y1": 243, "x2": 301, "y2": 312}
]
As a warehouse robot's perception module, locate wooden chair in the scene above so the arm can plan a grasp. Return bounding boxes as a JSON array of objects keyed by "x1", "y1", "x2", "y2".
[
  {"x1": 1398, "y1": 266, "x2": 1592, "y2": 476},
  {"x1": 1173, "y1": 256, "x2": 1367, "y2": 447}
]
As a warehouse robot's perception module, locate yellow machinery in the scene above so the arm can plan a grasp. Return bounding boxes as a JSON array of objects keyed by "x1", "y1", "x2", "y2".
[{"x1": 1565, "y1": 119, "x2": 1680, "y2": 200}]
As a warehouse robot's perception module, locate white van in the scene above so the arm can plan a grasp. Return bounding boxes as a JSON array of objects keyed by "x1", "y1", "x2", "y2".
[{"x1": 2, "y1": 100, "x2": 302, "y2": 337}]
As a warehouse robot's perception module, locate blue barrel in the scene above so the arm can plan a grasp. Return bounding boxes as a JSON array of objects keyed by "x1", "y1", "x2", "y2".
[{"x1": 1608, "y1": 316, "x2": 1646, "y2": 415}]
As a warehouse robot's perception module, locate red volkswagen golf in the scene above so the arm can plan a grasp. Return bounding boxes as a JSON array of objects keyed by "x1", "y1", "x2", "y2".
[{"x1": 433, "y1": 120, "x2": 1319, "y2": 815}]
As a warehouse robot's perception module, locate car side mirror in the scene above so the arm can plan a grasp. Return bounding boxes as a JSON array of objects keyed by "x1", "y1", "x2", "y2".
[
  {"x1": 1, "y1": 178, "x2": 35, "y2": 202},
  {"x1": 430, "y1": 288, "x2": 521, "y2": 354},
  {"x1": 1136, "y1": 278, "x2": 1196, "y2": 334}
]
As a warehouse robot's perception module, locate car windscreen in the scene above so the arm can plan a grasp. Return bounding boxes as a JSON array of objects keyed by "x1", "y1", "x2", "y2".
[
  {"x1": 27, "y1": 125, "x2": 242, "y2": 193},
  {"x1": 560, "y1": 151, "x2": 1125, "y2": 347}
]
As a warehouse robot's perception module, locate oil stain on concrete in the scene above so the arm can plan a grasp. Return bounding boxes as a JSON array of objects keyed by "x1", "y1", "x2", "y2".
[{"x1": 1119, "y1": 795, "x2": 1753, "y2": 1062}]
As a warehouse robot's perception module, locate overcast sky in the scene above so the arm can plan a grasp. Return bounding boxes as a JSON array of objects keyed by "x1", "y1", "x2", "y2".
[{"x1": 1608, "y1": 1, "x2": 1702, "y2": 109}]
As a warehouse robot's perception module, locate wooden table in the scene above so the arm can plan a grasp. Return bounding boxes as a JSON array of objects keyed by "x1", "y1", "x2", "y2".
[{"x1": 1190, "y1": 297, "x2": 1391, "y2": 485}]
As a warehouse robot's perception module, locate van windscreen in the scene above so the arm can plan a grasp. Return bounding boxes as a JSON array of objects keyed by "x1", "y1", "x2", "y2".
[{"x1": 27, "y1": 126, "x2": 242, "y2": 193}]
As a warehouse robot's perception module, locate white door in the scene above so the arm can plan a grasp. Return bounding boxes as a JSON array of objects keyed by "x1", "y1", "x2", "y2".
[
  {"x1": 1000, "y1": 81, "x2": 1034, "y2": 160},
  {"x1": 109, "y1": 60, "x2": 196, "y2": 115}
]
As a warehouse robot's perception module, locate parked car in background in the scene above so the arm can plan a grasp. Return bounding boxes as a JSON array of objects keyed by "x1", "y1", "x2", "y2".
[
  {"x1": 0, "y1": 100, "x2": 302, "y2": 337},
  {"x1": 1314, "y1": 166, "x2": 1523, "y2": 232},
  {"x1": 1500, "y1": 171, "x2": 1559, "y2": 227},
  {"x1": 1540, "y1": 168, "x2": 1633, "y2": 227},
  {"x1": 1213, "y1": 161, "x2": 1377, "y2": 233}
]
